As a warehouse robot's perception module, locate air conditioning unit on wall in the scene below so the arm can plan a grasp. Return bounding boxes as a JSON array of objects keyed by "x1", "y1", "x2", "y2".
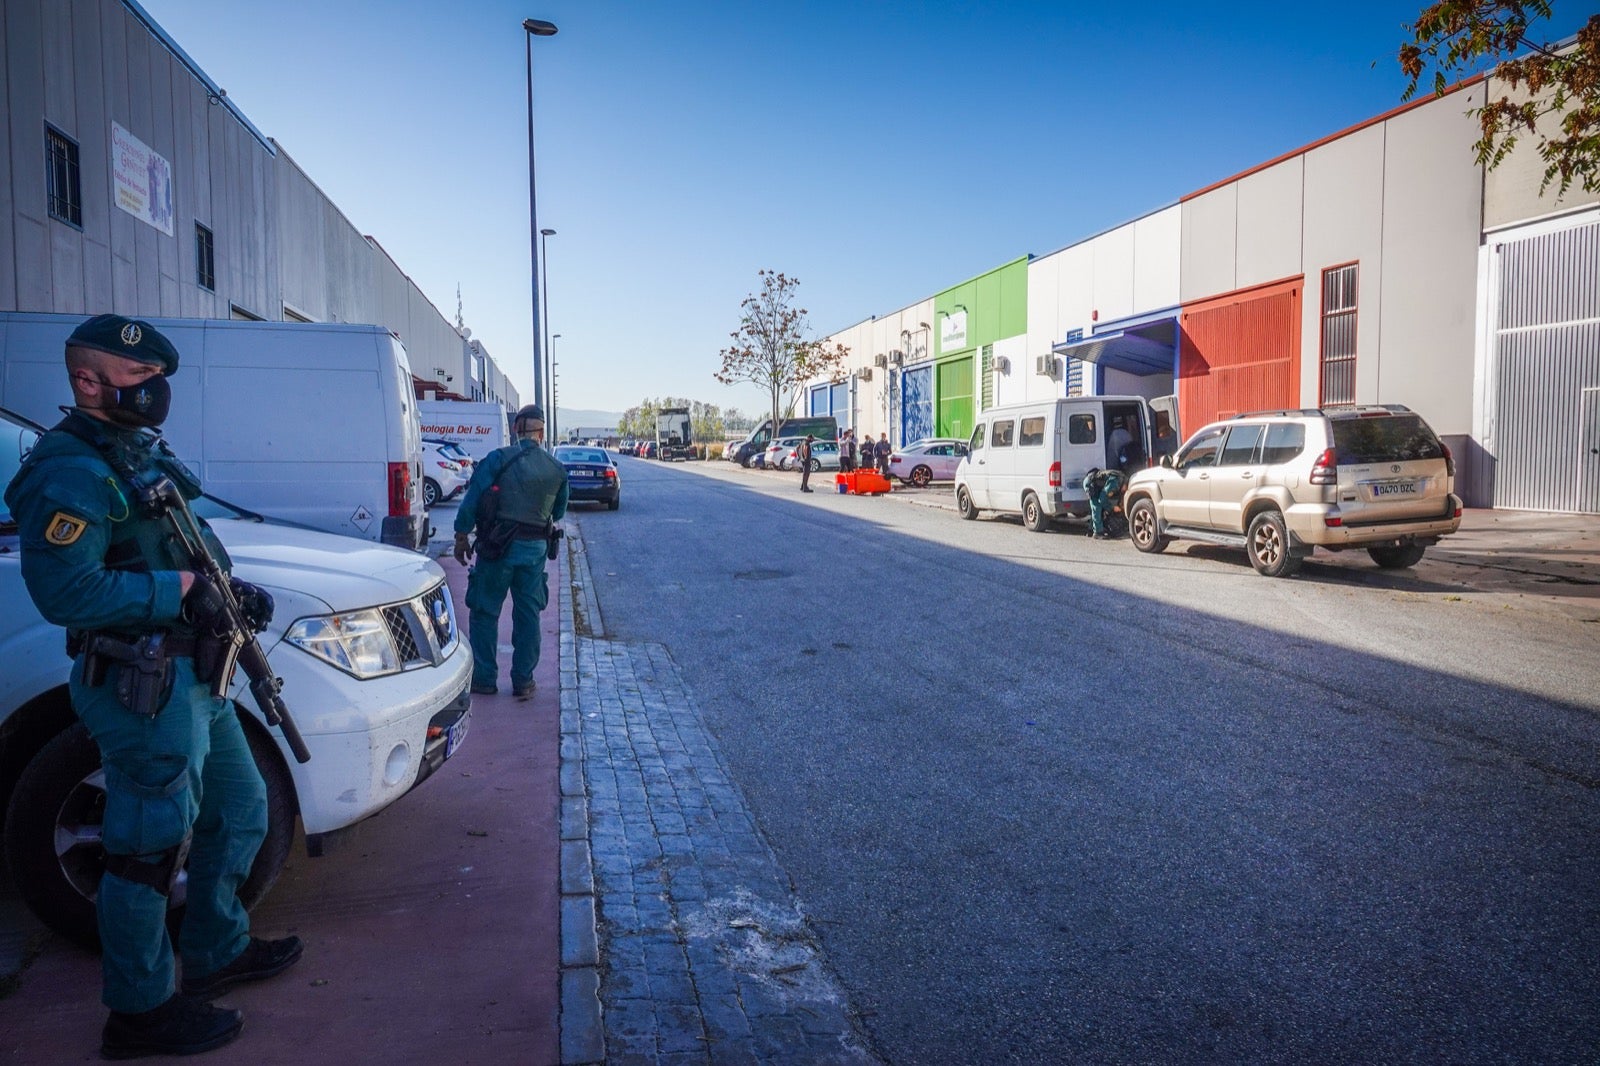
[
  {"x1": 992, "y1": 355, "x2": 1011, "y2": 374},
  {"x1": 1035, "y1": 355, "x2": 1056, "y2": 377},
  {"x1": 858, "y1": 367, "x2": 872, "y2": 382},
  {"x1": 889, "y1": 350, "x2": 904, "y2": 365},
  {"x1": 873, "y1": 354, "x2": 888, "y2": 368}
]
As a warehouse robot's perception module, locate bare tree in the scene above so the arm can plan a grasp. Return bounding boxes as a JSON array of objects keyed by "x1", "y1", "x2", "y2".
[
  {"x1": 1400, "y1": 2, "x2": 1600, "y2": 195},
  {"x1": 714, "y1": 270, "x2": 849, "y2": 438}
]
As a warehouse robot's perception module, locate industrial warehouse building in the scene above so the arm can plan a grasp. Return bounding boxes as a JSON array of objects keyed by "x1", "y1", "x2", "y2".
[
  {"x1": 816, "y1": 75, "x2": 1600, "y2": 514},
  {"x1": 0, "y1": 0, "x2": 519, "y2": 410}
]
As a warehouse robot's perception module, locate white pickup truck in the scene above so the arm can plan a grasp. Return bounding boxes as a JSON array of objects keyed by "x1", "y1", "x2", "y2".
[{"x1": 0, "y1": 407, "x2": 472, "y2": 948}]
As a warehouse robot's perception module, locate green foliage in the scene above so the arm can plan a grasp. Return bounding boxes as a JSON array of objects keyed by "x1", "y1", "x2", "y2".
[
  {"x1": 616, "y1": 397, "x2": 726, "y2": 445},
  {"x1": 1400, "y1": 2, "x2": 1600, "y2": 195},
  {"x1": 715, "y1": 270, "x2": 850, "y2": 440}
]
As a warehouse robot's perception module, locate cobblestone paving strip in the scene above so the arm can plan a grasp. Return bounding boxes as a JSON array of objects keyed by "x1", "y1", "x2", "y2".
[{"x1": 561, "y1": 524, "x2": 877, "y2": 1065}]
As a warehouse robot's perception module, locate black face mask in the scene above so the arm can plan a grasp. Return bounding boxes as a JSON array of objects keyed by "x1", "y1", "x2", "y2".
[{"x1": 92, "y1": 373, "x2": 171, "y2": 428}]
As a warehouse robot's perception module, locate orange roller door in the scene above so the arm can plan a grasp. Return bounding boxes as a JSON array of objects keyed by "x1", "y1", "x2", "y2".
[{"x1": 1178, "y1": 277, "x2": 1302, "y2": 433}]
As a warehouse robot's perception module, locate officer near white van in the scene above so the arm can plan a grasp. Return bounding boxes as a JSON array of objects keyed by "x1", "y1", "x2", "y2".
[
  {"x1": 453, "y1": 404, "x2": 569, "y2": 698},
  {"x1": 3, "y1": 314, "x2": 301, "y2": 1058}
]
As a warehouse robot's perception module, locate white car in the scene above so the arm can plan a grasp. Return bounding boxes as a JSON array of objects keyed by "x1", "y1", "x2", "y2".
[
  {"x1": 888, "y1": 438, "x2": 970, "y2": 487},
  {"x1": 421, "y1": 439, "x2": 469, "y2": 507},
  {"x1": 0, "y1": 407, "x2": 473, "y2": 948},
  {"x1": 763, "y1": 436, "x2": 807, "y2": 470}
]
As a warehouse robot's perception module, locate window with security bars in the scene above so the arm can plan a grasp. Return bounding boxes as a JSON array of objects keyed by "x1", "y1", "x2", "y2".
[
  {"x1": 1320, "y1": 264, "x2": 1358, "y2": 405},
  {"x1": 46, "y1": 127, "x2": 82, "y2": 227},
  {"x1": 980, "y1": 345, "x2": 994, "y2": 409},
  {"x1": 196, "y1": 224, "x2": 216, "y2": 291}
]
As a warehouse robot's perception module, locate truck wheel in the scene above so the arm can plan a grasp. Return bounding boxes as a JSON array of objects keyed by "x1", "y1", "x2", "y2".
[
  {"x1": 1129, "y1": 498, "x2": 1168, "y2": 553},
  {"x1": 2, "y1": 719, "x2": 295, "y2": 952},
  {"x1": 1246, "y1": 509, "x2": 1302, "y2": 578},
  {"x1": 1368, "y1": 543, "x2": 1426, "y2": 569},
  {"x1": 423, "y1": 477, "x2": 441, "y2": 509},
  {"x1": 956, "y1": 486, "x2": 978, "y2": 520},
  {"x1": 1022, "y1": 492, "x2": 1051, "y2": 533}
]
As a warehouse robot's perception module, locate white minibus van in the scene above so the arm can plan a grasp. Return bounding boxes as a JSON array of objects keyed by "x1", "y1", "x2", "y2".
[
  {"x1": 0, "y1": 313, "x2": 428, "y2": 550},
  {"x1": 954, "y1": 395, "x2": 1177, "y2": 531}
]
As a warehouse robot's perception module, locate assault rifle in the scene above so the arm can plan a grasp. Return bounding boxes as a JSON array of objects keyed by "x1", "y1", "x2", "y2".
[{"x1": 133, "y1": 463, "x2": 312, "y2": 764}]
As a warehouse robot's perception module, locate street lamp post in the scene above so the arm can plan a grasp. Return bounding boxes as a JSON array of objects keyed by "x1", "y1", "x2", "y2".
[
  {"x1": 523, "y1": 17, "x2": 557, "y2": 433},
  {"x1": 537, "y1": 228, "x2": 556, "y2": 435}
]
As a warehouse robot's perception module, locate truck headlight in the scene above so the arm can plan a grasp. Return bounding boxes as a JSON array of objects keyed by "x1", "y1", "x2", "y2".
[{"x1": 285, "y1": 610, "x2": 401, "y2": 677}]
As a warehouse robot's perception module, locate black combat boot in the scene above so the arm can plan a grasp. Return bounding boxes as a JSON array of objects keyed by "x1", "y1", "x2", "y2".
[
  {"x1": 182, "y1": 935, "x2": 304, "y2": 998},
  {"x1": 101, "y1": 993, "x2": 243, "y2": 1059}
]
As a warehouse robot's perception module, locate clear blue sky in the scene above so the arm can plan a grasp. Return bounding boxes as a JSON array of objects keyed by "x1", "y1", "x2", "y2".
[{"x1": 138, "y1": 0, "x2": 1589, "y2": 420}]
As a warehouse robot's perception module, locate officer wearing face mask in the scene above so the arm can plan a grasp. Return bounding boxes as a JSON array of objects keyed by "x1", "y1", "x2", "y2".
[{"x1": 3, "y1": 315, "x2": 299, "y2": 1059}]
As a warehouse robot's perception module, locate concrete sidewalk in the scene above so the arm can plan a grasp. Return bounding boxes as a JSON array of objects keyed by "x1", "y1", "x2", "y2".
[{"x1": 0, "y1": 556, "x2": 565, "y2": 1064}]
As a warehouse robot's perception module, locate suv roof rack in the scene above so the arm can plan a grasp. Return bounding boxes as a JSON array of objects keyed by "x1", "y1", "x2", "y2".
[{"x1": 1230, "y1": 404, "x2": 1413, "y2": 420}]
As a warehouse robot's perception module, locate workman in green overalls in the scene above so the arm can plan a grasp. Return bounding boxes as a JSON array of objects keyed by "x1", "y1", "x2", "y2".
[
  {"x1": 453, "y1": 404, "x2": 569, "y2": 699},
  {"x1": 4, "y1": 315, "x2": 301, "y2": 1058}
]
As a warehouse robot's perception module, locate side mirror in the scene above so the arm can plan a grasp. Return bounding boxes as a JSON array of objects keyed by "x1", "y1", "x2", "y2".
[{"x1": 1160, "y1": 454, "x2": 1174, "y2": 469}]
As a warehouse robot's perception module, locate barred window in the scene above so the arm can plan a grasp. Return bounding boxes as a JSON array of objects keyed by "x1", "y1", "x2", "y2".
[
  {"x1": 980, "y1": 344, "x2": 994, "y2": 410},
  {"x1": 1320, "y1": 264, "x2": 1358, "y2": 406},
  {"x1": 46, "y1": 127, "x2": 82, "y2": 227},
  {"x1": 196, "y1": 224, "x2": 215, "y2": 291}
]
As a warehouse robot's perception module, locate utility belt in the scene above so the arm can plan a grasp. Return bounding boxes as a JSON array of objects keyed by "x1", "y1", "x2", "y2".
[
  {"x1": 68, "y1": 630, "x2": 222, "y2": 718},
  {"x1": 476, "y1": 518, "x2": 563, "y2": 562}
]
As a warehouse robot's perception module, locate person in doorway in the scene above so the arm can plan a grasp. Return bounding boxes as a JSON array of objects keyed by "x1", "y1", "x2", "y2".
[
  {"x1": 875, "y1": 433, "x2": 892, "y2": 478},
  {"x1": 1108, "y1": 416, "x2": 1136, "y2": 473},
  {"x1": 798, "y1": 435, "x2": 815, "y2": 492},
  {"x1": 4, "y1": 314, "x2": 299, "y2": 1058},
  {"x1": 453, "y1": 404, "x2": 569, "y2": 699}
]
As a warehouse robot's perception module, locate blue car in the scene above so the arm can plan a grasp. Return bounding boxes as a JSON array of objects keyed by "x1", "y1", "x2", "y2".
[{"x1": 553, "y1": 446, "x2": 621, "y2": 510}]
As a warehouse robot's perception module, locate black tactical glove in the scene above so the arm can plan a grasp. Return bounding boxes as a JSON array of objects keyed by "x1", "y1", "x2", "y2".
[
  {"x1": 229, "y1": 577, "x2": 275, "y2": 632},
  {"x1": 181, "y1": 578, "x2": 229, "y2": 632},
  {"x1": 453, "y1": 531, "x2": 473, "y2": 567}
]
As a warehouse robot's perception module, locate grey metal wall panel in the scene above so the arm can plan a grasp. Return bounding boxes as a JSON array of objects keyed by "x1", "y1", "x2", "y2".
[
  {"x1": 1302, "y1": 125, "x2": 1385, "y2": 406},
  {"x1": 1235, "y1": 157, "x2": 1303, "y2": 290},
  {"x1": 1492, "y1": 221, "x2": 1600, "y2": 512},
  {"x1": 1483, "y1": 76, "x2": 1600, "y2": 230},
  {"x1": 1179, "y1": 186, "x2": 1236, "y2": 302}
]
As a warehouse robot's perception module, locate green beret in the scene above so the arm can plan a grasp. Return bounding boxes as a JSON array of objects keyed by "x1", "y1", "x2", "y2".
[{"x1": 66, "y1": 314, "x2": 180, "y2": 374}]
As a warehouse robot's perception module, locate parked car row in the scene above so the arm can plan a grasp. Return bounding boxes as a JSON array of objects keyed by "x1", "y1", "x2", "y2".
[
  {"x1": 421, "y1": 437, "x2": 473, "y2": 508},
  {"x1": 735, "y1": 398, "x2": 1462, "y2": 579}
]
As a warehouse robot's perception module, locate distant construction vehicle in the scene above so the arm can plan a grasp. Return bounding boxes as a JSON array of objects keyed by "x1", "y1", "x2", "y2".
[{"x1": 654, "y1": 406, "x2": 695, "y2": 461}]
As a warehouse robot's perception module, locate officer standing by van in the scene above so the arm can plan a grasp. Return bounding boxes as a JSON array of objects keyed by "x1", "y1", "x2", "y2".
[
  {"x1": 4, "y1": 314, "x2": 301, "y2": 1058},
  {"x1": 453, "y1": 404, "x2": 569, "y2": 698}
]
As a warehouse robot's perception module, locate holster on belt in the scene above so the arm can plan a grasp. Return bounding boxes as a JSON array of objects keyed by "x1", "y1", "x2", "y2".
[{"x1": 81, "y1": 632, "x2": 189, "y2": 717}]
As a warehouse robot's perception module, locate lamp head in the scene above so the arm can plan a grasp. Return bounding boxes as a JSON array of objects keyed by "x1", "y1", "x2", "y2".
[
  {"x1": 523, "y1": 18, "x2": 558, "y2": 36},
  {"x1": 540, "y1": 228, "x2": 556, "y2": 236}
]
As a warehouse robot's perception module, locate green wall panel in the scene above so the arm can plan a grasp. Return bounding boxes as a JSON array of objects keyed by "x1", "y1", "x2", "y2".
[{"x1": 937, "y1": 356, "x2": 974, "y2": 440}]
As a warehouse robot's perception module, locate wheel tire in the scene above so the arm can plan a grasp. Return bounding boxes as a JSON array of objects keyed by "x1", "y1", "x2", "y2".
[
  {"x1": 1022, "y1": 492, "x2": 1051, "y2": 533},
  {"x1": 740, "y1": 456, "x2": 752, "y2": 468},
  {"x1": 2, "y1": 718, "x2": 295, "y2": 952},
  {"x1": 1129, "y1": 498, "x2": 1168, "y2": 553},
  {"x1": 911, "y1": 465, "x2": 933, "y2": 488},
  {"x1": 1368, "y1": 543, "x2": 1426, "y2": 569},
  {"x1": 423, "y1": 477, "x2": 441, "y2": 509},
  {"x1": 608, "y1": 496, "x2": 621, "y2": 511},
  {"x1": 809, "y1": 458, "x2": 821, "y2": 473},
  {"x1": 956, "y1": 486, "x2": 978, "y2": 521},
  {"x1": 1246, "y1": 509, "x2": 1302, "y2": 577}
]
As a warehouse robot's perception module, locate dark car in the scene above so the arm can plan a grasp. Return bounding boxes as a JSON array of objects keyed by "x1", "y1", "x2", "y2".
[{"x1": 554, "y1": 445, "x2": 621, "y2": 510}]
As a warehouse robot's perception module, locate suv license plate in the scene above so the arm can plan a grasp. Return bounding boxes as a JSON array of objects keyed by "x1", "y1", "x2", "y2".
[
  {"x1": 445, "y1": 713, "x2": 470, "y2": 758},
  {"x1": 1371, "y1": 480, "x2": 1419, "y2": 497}
]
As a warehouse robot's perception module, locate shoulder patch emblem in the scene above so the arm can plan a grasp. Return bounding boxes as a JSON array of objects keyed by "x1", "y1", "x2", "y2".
[{"x1": 45, "y1": 511, "x2": 88, "y2": 546}]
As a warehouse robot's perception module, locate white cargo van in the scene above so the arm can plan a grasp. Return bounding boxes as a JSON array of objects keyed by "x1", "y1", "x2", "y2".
[
  {"x1": 954, "y1": 395, "x2": 1177, "y2": 531},
  {"x1": 418, "y1": 399, "x2": 510, "y2": 463},
  {"x1": 0, "y1": 313, "x2": 428, "y2": 551}
]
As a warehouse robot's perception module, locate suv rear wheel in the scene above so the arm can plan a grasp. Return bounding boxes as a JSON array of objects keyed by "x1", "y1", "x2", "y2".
[
  {"x1": 1246, "y1": 509, "x2": 1302, "y2": 578},
  {"x1": 1368, "y1": 543, "x2": 1426, "y2": 569},
  {"x1": 1128, "y1": 498, "x2": 1168, "y2": 553}
]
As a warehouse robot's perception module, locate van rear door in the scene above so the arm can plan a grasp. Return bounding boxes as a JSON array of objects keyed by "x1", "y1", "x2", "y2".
[{"x1": 381, "y1": 333, "x2": 427, "y2": 550}]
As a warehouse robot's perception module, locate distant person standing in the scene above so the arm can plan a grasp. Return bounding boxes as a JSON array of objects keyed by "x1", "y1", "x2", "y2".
[
  {"x1": 875, "y1": 433, "x2": 892, "y2": 478},
  {"x1": 453, "y1": 405, "x2": 569, "y2": 699},
  {"x1": 797, "y1": 435, "x2": 815, "y2": 492},
  {"x1": 839, "y1": 430, "x2": 856, "y2": 473}
]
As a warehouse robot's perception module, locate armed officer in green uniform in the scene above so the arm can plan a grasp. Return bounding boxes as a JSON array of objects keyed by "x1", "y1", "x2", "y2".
[
  {"x1": 453, "y1": 404, "x2": 569, "y2": 699},
  {"x1": 4, "y1": 315, "x2": 302, "y2": 1059}
]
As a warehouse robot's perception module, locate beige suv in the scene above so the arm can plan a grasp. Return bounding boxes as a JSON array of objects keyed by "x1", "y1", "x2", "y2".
[{"x1": 1123, "y1": 405, "x2": 1462, "y2": 577}]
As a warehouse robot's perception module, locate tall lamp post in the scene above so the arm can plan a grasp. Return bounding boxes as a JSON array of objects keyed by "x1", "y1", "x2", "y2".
[
  {"x1": 539, "y1": 228, "x2": 556, "y2": 433},
  {"x1": 523, "y1": 17, "x2": 557, "y2": 434},
  {"x1": 550, "y1": 335, "x2": 561, "y2": 440}
]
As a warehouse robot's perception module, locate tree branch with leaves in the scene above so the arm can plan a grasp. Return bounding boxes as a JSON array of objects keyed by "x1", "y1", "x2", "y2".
[
  {"x1": 1400, "y1": 2, "x2": 1600, "y2": 195},
  {"x1": 714, "y1": 270, "x2": 849, "y2": 438}
]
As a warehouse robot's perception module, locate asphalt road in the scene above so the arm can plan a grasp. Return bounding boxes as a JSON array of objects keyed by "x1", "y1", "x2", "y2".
[{"x1": 572, "y1": 454, "x2": 1600, "y2": 1065}]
